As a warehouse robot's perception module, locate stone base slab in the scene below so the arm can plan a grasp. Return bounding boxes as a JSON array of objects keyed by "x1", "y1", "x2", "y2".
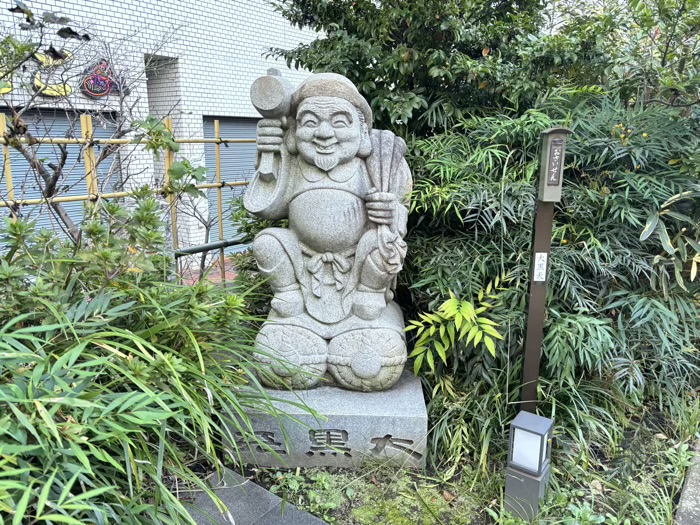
[{"x1": 232, "y1": 370, "x2": 428, "y2": 469}]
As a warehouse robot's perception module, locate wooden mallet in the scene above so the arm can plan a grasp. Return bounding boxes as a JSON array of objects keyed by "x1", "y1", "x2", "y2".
[{"x1": 250, "y1": 69, "x2": 293, "y2": 180}]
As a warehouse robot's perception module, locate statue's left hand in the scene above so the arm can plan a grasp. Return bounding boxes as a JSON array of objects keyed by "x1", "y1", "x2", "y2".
[{"x1": 365, "y1": 192, "x2": 397, "y2": 225}]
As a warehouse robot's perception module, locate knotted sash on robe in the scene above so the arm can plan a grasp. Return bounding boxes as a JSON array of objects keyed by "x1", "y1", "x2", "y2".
[{"x1": 302, "y1": 244, "x2": 354, "y2": 297}]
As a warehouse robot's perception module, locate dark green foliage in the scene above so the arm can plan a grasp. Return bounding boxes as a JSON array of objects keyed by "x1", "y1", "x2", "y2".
[
  {"x1": 268, "y1": 0, "x2": 700, "y2": 521},
  {"x1": 274, "y1": 0, "x2": 700, "y2": 504},
  {"x1": 273, "y1": 0, "x2": 700, "y2": 136},
  {"x1": 271, "y1": 0, "x2": 612, "y2": 136}
]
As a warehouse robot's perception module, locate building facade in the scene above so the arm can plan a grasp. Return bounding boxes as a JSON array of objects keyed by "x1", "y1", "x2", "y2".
[{"x1": 0, "y1": 0, "x2": 314, "y2": 247}]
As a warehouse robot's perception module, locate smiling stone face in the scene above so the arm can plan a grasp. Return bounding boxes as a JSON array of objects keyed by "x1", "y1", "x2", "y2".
[{"x1": 295, "y1": 96, "x2": 363, "y2": 172}]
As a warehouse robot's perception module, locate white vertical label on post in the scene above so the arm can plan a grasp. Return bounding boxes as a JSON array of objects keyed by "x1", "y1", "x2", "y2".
[
  {"x1": 534, "y1": 252, "x2": 548, "y2": 282},
  {"x1": 547, "y1": 138, "x2": 564, "y2": 186}
]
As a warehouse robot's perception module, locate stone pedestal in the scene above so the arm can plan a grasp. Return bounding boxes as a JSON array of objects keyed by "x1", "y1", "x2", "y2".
[
  {"x1": 232, "y1": 370, "x2": 428, "y2": 469},
  {"x1": 675, "y1": 444, "x2": 700, "y2": 525}
]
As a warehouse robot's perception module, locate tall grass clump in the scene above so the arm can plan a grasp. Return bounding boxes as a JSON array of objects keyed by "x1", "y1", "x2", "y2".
[
  {"x1": 0, "y1": 190, "x2": 300, "y2": 524},
  {"x1": 407, "y1": 86, "x2": 700, "y2": 450}
]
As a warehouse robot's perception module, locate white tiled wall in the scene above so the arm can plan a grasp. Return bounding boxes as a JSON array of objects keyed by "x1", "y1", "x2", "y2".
[
  {"x1": 0, "y1": 0, "x2": 315, "y2": 247},
  {"x1": 1, "y1": 0, "x2": 314, "y2": 115}
]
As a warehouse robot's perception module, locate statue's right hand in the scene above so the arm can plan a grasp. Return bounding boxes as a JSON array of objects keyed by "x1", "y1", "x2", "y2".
[{"x1": 257, "y1": 118, "x2": 285, "y2": 154}]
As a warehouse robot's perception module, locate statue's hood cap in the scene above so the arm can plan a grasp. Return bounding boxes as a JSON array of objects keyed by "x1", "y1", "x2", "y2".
[{"x1": 291, "y1": 73, "x2": 372, "y2": 129}]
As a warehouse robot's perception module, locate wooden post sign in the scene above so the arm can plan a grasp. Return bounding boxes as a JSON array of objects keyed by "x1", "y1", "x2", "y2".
[
  {"x1": 521, "y1": 127, "x2": 573, "y2": 413},
  {"x1": 537, "y1": 128, "x2": 571, "y2": 202}
]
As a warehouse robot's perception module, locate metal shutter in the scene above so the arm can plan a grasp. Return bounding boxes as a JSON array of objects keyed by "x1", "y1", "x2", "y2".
[
  {"x1": 202, "y1": 117, "x2": 258, "y2": 251},
  {"x1": 0, "y1": 110, "x2": 119, "y2": 239}
]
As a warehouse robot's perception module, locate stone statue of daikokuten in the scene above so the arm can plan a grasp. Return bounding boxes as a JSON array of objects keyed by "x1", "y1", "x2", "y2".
[{"x1": 244, "y1": 72, "x2": 412, "y2": 392}]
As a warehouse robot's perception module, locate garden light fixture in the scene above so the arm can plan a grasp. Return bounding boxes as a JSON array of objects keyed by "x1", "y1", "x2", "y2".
[{"x1": 505, "y1": 411, "x2": 554, "y2": 521}]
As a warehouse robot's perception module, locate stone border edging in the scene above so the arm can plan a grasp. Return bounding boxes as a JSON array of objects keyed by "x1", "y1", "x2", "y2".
[
  {"x1": 187, "y1": 468, "x2": 326, "y2": 525},
  {"x1": 675, "y1": 443, "x2": 700, "y2": 524}
]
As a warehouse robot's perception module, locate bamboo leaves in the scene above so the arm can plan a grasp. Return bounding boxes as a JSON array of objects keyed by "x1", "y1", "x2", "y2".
[
  {"x1": 639, "y1": 212, "x2": 659, "y2": 241},
  {"x1": 407, "y1": 274, "x2": 509, "y2": 374},
  {"x1": 0, "y1": 197, "x2": 310, "y2": 523},
  {"x1": 657, "y1": 220, "x2": 676, "y2": 256},
  {"x1": 639, "y1": 188, "x2": 700, "y2": 292}
]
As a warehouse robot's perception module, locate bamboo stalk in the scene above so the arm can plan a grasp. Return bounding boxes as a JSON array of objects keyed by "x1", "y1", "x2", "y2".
[
  {"x1": 194, "y1": 181, "x2": 248, "y2": 189},
  {"x1": 0, "y1": 181, "x2": 249, "y2": 208},
  {"x1": 80, "y1": 115, "x2": 98, "y2": 197},
  {"x1": 215, "y1": 120, "x2": 227, "y2": 286},
  {"x1": 0, "y1": 191, "x2": 132, "y2": 206},
  {"x1": 0, "y1": 114, "x2": 16, "y2": 219},
  {"x1": 164, "y1": 118, "x2": 178, "y2": 260},
  {"x1": 0, "y1": 137, "x2": 255, "y2": 145}
]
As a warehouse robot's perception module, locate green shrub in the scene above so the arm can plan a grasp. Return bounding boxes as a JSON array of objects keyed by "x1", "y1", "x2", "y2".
[
  {"x1": 409, "y1": 91, "x2": 700, "y2": 470},
  {"x1": 0, "y1": 193, "x2": 303, "y2": 524},
  {"x1": 271, "y1": 0, "x2": 605, "y2": 136}
]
